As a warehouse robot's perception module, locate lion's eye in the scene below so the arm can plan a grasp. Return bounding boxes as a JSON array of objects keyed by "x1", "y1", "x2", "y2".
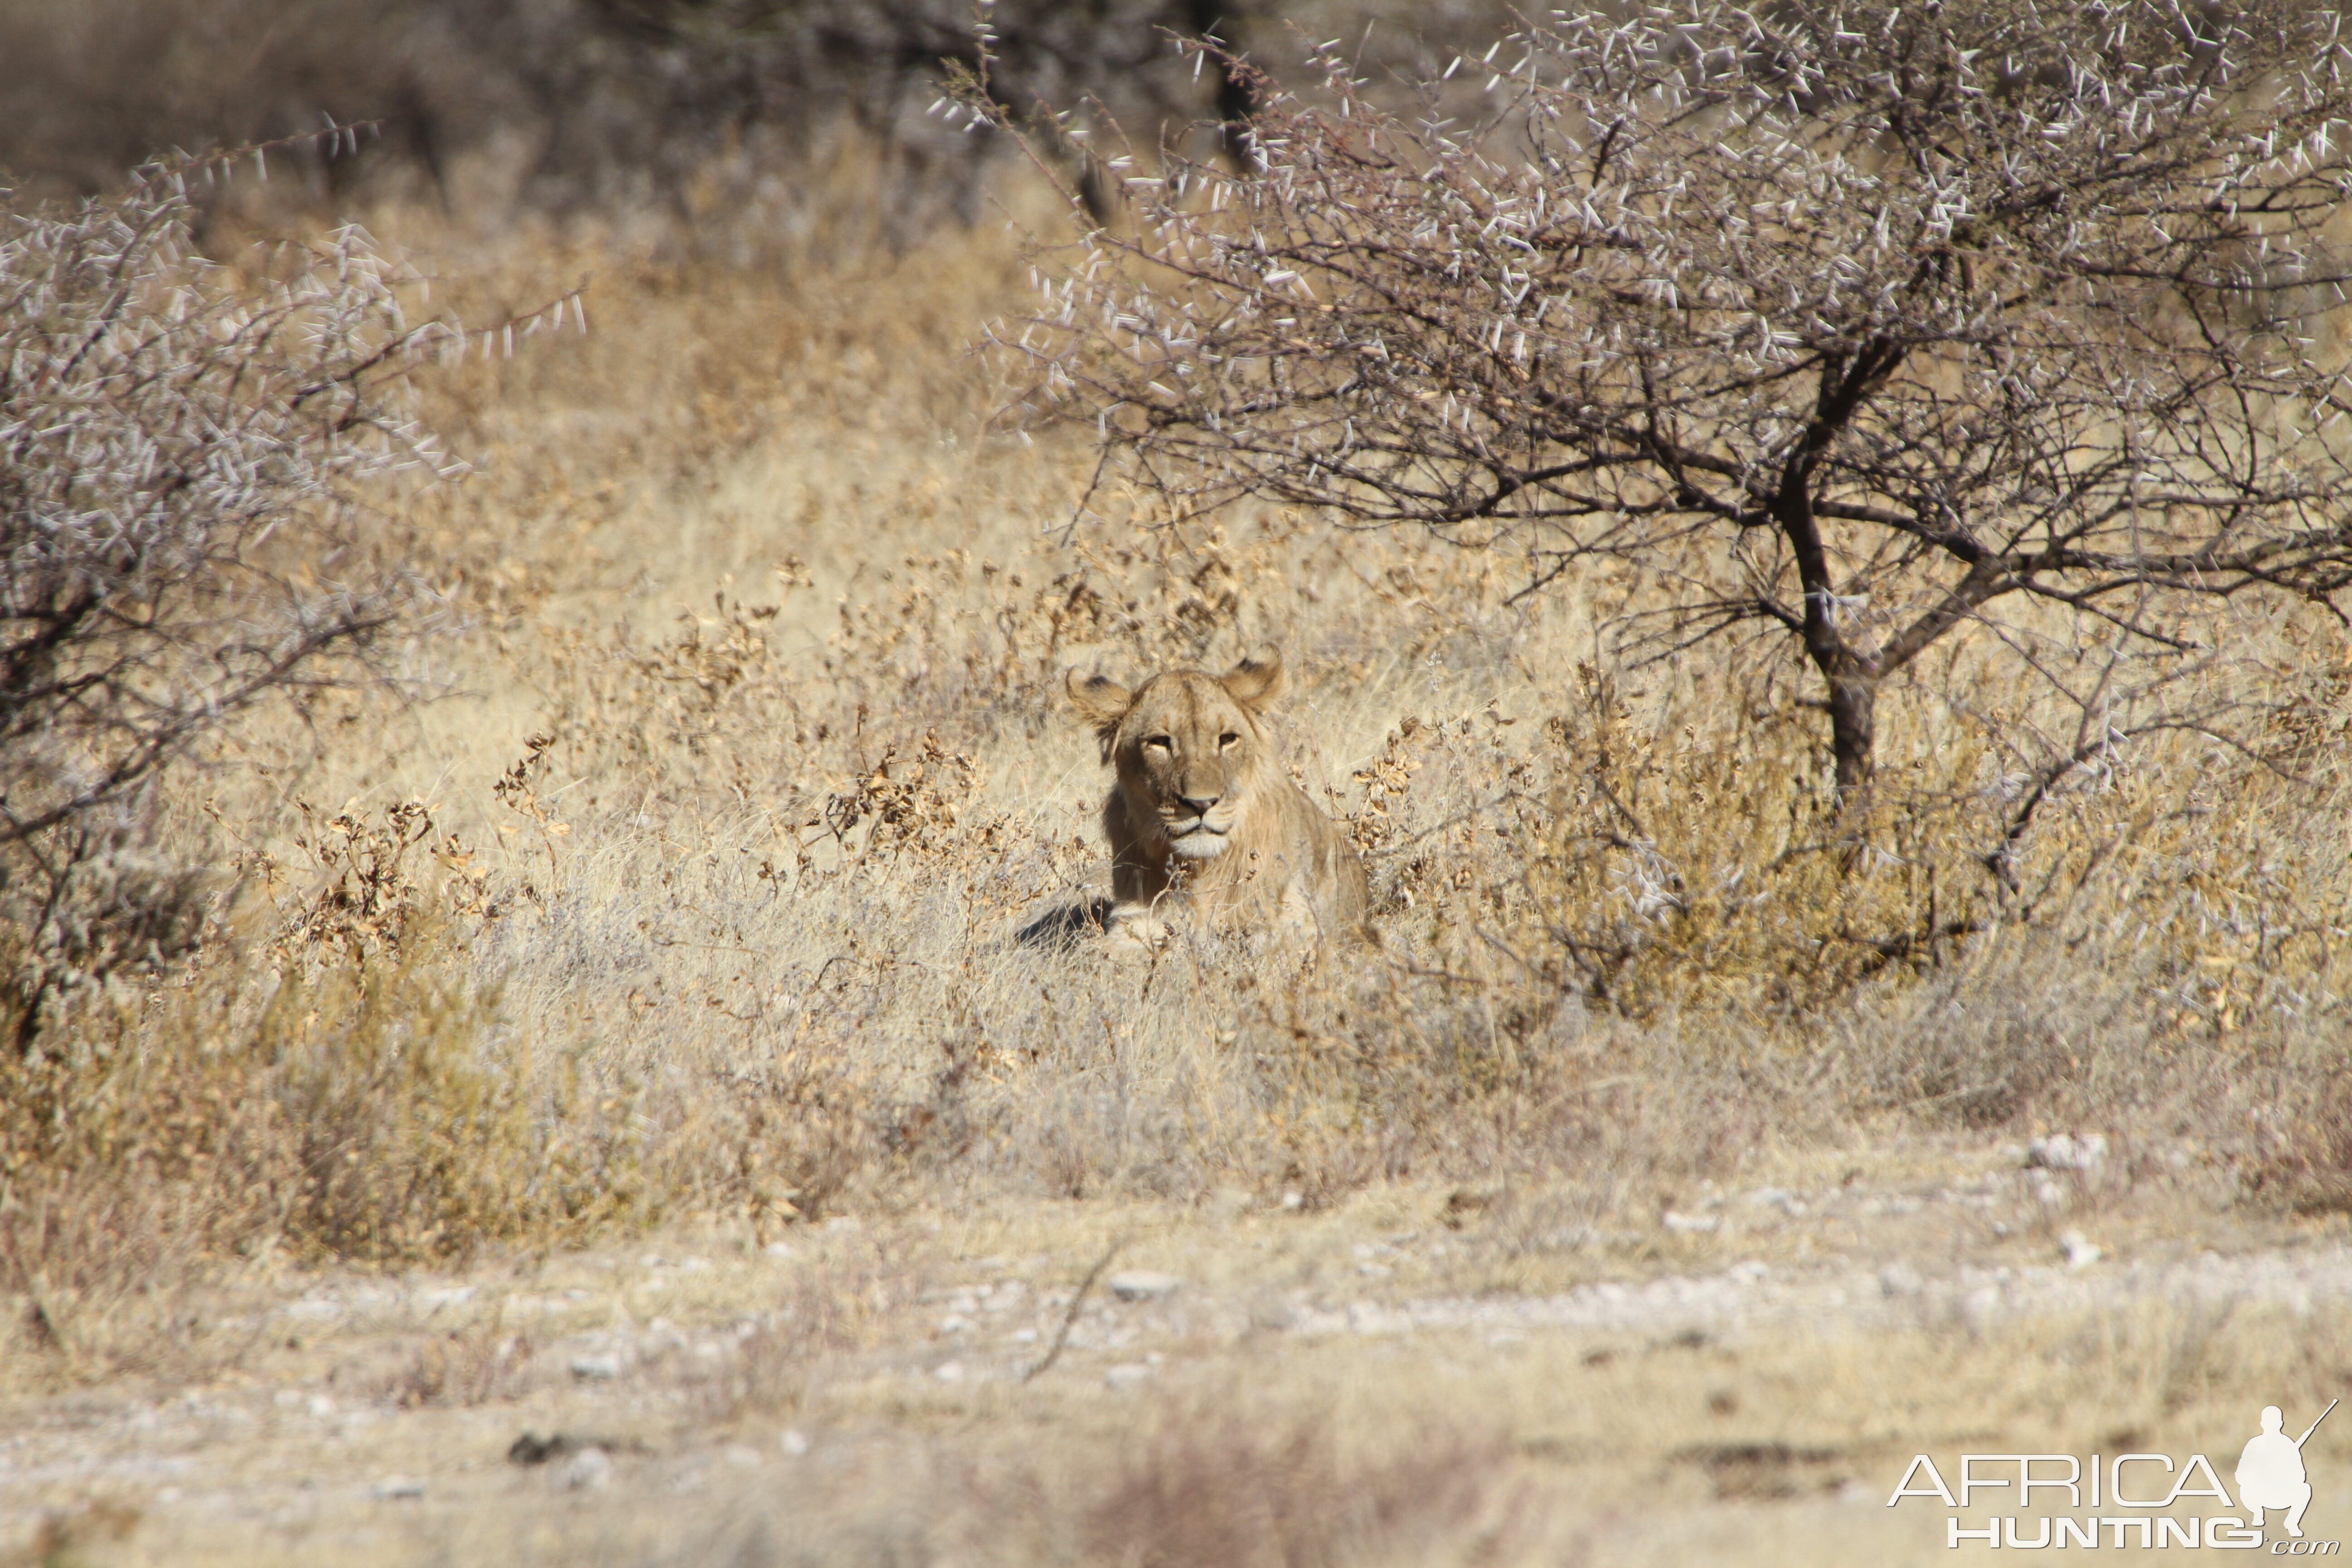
[
  {"x1": 1143, "y1": 735, "x2": 1173, "y2": 751},
  {"x1": 1218, "y1": 731, "x2": 1241, "y2": 749}
]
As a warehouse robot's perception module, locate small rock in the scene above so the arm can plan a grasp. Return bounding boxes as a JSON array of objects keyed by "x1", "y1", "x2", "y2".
[
  {"x1": 570, "y1": 1353, "x2": 625, "y2": 1381},
  {"x1": 372, "y1": 1475, "x2": 426, "y2": 1501},
  {"x1": 723, "y1": 1445, "x2": 763, "y2": 1470},
  {"x1": 764, "y1": 1241, "x2": 795, "y2": 1259},
  {"x1": 1104, "y1": 1362, "x2": 1156, "y2": 1390},
  {"x1": 938, "y1": 1313, "x2": 972, "y2": 1335},
  {"x1": 2034, "y1": 1178, "x2": 2066, "y2": 1207},
  {"x1": 779, "y1": 1429, "x2": 812, "y2": 1458},
  {"x1": 557, "y1": 1448, "x2": 613, "y2": 1492},
  {"x1": 1743, "y1": 1187, "x2": 1792, "y2": 1208},
  {"x1": 934, "y1": 1360, "x2": 966, "y2": 1382},
  {"x1": 2026, "y1": 1133, "x2": 2109, "y2": 1172},
  {"x1": 1879, "y1": 1264, "x2": 1925, "y2": 1298},
  {"x1": 2059, "y1": 1230, "x2": 2103, "y2": 1269},
  {"x1": 1011, "y1": 1327, "x2": 1039, "y2": 1344},
  {"x1": 1107, "y1": 1270, "x2": 1183, "y2": 1303},
  {"x1": 1661, "y1": 1210, "x2": 1720, "y2": 1234},
  {"x1": 307, "y1": 1395, "x2": 334, "y2": 1419}
]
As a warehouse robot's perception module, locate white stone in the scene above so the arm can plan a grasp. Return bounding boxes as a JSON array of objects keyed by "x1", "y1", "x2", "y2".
[
  {"x1": 569, "y1": 1353, "x2": 625, "y2": 1381},
  {"x1": 779, "y1": 1429, "x2": 812, "y2": 1457},
  {"x1": 1103, "y1": 1362, "x2": 1155, "y2": 1390},
  {"x1": 557, "y1": 1449, "x2": 613, "y2": 1491},
  {"x1": 2026, "y1": 1133, "x2": 2109, "y2": 1172},
  {"x1": 372, "y1": 1476, "x2": 426, "y2": 1501}
]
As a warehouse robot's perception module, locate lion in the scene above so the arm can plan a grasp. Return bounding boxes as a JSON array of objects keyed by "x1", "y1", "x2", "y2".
[{"x1": 1064, "y1": 645, "x2": 1370, "y2": 948}]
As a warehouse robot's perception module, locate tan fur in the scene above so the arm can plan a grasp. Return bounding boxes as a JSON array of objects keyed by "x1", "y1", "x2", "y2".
[{"x1": 1065, "y1": 646, "x2": 1370, "y2": 946}]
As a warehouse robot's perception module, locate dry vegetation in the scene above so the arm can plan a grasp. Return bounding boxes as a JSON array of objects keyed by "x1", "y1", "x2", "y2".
[{"x1": 7, "y1": 8, "x2": 2352, "y2": 1563}]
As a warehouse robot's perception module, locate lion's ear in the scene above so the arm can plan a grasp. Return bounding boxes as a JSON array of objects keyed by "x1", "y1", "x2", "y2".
[
  {"x1": 1066, "y1": 668, "x2": 1133, "y2": 726},
  {"x1": 1221, "y1": 645, "x2": 1284, "y2": 712}
]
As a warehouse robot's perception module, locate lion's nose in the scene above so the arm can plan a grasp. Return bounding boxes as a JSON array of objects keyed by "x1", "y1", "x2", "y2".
[{"x1": 1177, "y1": 793, "x2": 1220, "y2": 816}]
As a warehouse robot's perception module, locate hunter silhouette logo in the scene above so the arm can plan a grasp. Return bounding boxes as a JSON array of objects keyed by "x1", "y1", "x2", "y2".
[{"x1": 2242, "y1": 1400, "x2": 2335, "y2": 1540}]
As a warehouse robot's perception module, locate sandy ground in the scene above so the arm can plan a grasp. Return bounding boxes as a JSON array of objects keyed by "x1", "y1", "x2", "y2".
[{"x1": 7, "y1": 1138, "x2": 2350, "y2": 1566}]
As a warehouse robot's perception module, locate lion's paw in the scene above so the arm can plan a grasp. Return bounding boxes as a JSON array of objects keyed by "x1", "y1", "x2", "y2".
[{"x1": 1102, "y1": 904, "x2": 1172, "y2": 956}]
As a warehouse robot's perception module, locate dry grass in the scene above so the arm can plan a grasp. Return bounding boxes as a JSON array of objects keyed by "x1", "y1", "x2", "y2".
[
  {"x1": 9, "y1": 175, "x2": 2352, "y2": 1313},
  {"x1": 4, "y1": 140, "x2": 2352, "y2": 1564}
]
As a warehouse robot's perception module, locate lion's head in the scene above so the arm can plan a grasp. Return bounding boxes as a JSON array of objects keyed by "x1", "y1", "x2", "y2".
[{"x1": 1065, "y1": 646, "x2": 1284, "y2": 865}]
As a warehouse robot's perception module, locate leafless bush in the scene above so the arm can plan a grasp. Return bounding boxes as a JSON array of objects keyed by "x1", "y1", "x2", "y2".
[
  {"x1": 994, "y1": 0, "x2": 2352, "y2": 826},
  {"x1": 0, "y1": 143, "x2": 464, "y2": 1044}
]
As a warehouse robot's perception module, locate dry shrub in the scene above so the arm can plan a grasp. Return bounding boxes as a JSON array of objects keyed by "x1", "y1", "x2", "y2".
[
  {"x1": 0, "y1": 141, "x2": 437, "y2": 1047},
  {"x1": 0, "y1": 904, "x2": 653, "y2": 1381},
  {"x1": 1076, "y1": 1411, "x2": 1514, "y2": 1568},
  {"x1": 0, "y1": 0, "x2": 1495, "y2": 252},
  {"x1": 716, "y1": 1236, "x2": 915, "y2": 1419},
  {"x1": 390, "y1": 1313, "x2": 536, "y2": 1409}
]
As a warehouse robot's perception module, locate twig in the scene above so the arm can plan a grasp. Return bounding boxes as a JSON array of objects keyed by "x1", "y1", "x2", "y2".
[{"x1": 1022, "y1": 1236, "x2": 1124, "y2": 1383}]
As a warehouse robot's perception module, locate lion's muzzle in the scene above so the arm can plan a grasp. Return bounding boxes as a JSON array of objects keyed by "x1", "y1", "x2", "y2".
[
  {"x1": 1163, "y1": 797, "x2": 1235, "y2": 859},
  {"x1": 1165, "y1": 819, "x2": 1230, "y2": 859}
]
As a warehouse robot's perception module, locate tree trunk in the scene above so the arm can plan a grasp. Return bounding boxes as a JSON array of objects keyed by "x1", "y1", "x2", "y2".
[
  {"x1": 1774, "y1": 465, "x2": 1878, "y2": 800},
  {"x1": 1823, "y1": 659, "x2": 1877, "y2": 799}
]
